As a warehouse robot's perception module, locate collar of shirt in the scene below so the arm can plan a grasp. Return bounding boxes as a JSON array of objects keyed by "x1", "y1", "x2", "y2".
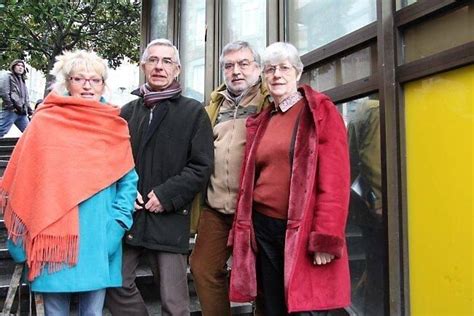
[{"x1": 277, "y1": 91, "x2": 303, "y2": 113}]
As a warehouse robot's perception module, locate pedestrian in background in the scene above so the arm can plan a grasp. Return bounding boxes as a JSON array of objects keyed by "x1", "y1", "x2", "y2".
[{"x1": 0, "y1": 59, "x2": 33, "y2": 137}]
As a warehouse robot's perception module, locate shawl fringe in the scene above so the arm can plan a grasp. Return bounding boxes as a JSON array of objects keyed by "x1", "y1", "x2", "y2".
[
  {"x1": 2, "y1": 188, "x2": 27, "y2": 241},
  {"x1": 1, "y1": 188, "x2": 78, "y2": 280},
  {"x1": 26, "y1": 233, "x2": 78, "y2": 280}
]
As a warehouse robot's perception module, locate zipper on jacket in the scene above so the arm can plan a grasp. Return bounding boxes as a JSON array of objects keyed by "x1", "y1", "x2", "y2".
[{"x1": 148, "y1": 106, "x2": 155, "y2": 125}]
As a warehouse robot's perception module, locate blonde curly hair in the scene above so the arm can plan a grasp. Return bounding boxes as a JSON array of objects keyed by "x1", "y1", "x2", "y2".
[{"x1": 50, "y1": 50, "x2": 108, "y2": 95}]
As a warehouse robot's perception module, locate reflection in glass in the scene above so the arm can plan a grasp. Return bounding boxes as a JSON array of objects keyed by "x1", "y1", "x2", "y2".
[
  {"x1": 396, "y1": 0, "x2": 417, "y2": 10},
  {"x1": 222, "y1": 0, "x2": 266, "y2": 56},
  {"x1": 288, "y1": 0, "x2": 376, "y2": 54},
  {"x1": 403, "y1": 4, "x2": 474, "y2": 63},
  {"x1": 149, "y1": 0, "x2": 169, "y2": 40},
  {"x1": 310, "y1": 46, "x2": 376, "y2": 91},
  {"x1": 179, "y1": 0, "x2": 206, "y2": 102},
  {"x1": 339, "y1": 96, "x2": 386, "y2": 315}
]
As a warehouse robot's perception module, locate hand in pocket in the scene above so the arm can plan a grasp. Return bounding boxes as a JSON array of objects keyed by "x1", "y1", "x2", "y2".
[{"x1": 106, "y1": 220, "x2": 126, "y2": 256}]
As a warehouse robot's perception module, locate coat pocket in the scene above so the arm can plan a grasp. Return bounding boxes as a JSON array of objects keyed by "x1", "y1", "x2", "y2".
[
  {"x1": 229, "y1": 220, "x2": 258, "y2": 301},
  {"x1": 106, "y1": 220, "x2": 126, "y2": 256}
]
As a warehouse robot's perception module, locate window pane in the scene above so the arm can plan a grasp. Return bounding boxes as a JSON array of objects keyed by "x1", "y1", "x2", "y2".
[
  {"x1": 402, "y1": 4, "x2": 474, "y2": 63},
  {"x1": 338, "y1": 95, "x2": 387, "y2": 315},
  {"x1": 310, "y1": 45, "x2": 377, "y2": 91},
  {"x1": 108, "y1": 61, "x2": 140, "y2": 106},
  {"x1": 179, "y1": 0, "x2": 206, "y2": 102},
  {"x1": 288, "y1": 0, "x2": 376, "y2": 54},
  {"x1": 396, "y1": 0, "x2": 417, "y2": 10},
  {"x1": 222, "y1": 0, "x2": 266, "y2": 55},
  {"x1": 149, "y1": 0, "x2": 168, "y2": 40}
]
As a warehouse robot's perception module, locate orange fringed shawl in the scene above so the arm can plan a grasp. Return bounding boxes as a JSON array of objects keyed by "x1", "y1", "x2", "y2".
[{"x1": 0, "y1": 92, "x2": 134, "y2": 281}]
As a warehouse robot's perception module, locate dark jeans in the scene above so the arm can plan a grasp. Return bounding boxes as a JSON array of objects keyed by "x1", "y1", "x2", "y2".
[
  {"x1": 43, "y1": 290, "x2": 105, "y2": 316},
  {"x1": 0, "y1": 110, "x2": 28, "y2": 137},
  {"x1": 252, "y1": 211, "x2": 328, "y2": 316}
]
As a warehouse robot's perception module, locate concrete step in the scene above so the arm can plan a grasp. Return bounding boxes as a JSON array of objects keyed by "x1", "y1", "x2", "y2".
[
  {"x1": 0, "y1": 146, "x2": 14, "y2": 156},
  {"x1": 0, "y1": 138, "x2": 19, "y2": 147},
  {"x1": 128, "y1": 281, "x2": 252, "y2": 316},
  {"x1": 0, "y1": 138, "x2": 16, "y2": 174}
]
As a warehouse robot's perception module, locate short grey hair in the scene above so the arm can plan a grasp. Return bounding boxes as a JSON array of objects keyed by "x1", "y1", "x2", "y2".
[
  {"x1": 219, "y1": 41, "x2": 261, "y2": 68},
  {"x1": 50, "y1": 50, "x2": 108, "y2": 95},
  {"x1": 141, "y1": 38, "x2": 181, "y2": 66},
  {"x1": 262, "y1": 42, "x2": 304, "y2": 77}
]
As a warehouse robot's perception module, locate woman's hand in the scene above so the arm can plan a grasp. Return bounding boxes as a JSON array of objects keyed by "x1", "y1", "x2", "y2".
[
  {"x1": 134, "y1": 191, "x2": 144, "y2": 211},
  {"x1": 313, "y1": 252, "x2": 335, "y2": 265}
]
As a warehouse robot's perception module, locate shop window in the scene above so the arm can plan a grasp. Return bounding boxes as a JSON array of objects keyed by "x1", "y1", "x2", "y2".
[
  {"x1": 287, "y1": 0, "x2": 376, "y2": 54},
  {"x1": 337, "y1": 95, "x2": 387, "y2": 316},
  {"x1": 221, "y1": 0, "x2": 267, "y2": 55},
  {"x1": 179, "y1": 0, "x2": 206, "y2": 102},
  {"x1": 310, "y1": 45, "x2": 377, "y2": 92},
  {"x1": 402, "y1": 4, "x2": 474, "y2": 63}
]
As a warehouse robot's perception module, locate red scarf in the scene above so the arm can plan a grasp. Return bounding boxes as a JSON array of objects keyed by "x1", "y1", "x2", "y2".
[{"x1": 0, "y1": 92, "x2": 134, "y2": 280}]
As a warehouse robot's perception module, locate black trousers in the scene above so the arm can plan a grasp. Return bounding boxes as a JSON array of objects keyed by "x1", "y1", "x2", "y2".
[{"x1": 252, "y1": 211, "x2": 328, "y2": 316}]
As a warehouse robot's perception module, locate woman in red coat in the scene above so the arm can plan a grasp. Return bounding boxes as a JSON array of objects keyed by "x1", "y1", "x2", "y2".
[{"x1": 228, "y1": 42, "x2": 351, "y2": 315}]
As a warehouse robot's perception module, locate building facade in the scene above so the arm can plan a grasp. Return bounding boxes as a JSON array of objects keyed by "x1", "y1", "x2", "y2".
[{"x1": 141, "y1": 0, "x2": 473, "y2": 315}]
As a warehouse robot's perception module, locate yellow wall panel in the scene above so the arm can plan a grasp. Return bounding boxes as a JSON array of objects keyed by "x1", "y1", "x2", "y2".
[{"x1": 405, "y1": 65, "x2": 473, "y2": 315}]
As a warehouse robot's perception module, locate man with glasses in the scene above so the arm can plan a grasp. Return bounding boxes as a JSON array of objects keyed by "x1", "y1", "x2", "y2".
[
  {"x1": 105, "y1": 39, "x2": 214, "y2": 316},
  {"x1": 189, "y1": 41, "x2": 270, "y2": 316}
]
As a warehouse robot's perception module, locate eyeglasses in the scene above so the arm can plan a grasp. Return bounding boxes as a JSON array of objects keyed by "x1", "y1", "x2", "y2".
[
  {"x1": 144, "y1": 57, "x2": 177, "y2": 68},
  {"x1": 263, "y1": 64, "x2": 294, "y2": 76},
  {"x1": 223, "y1": 59, "x2": 255, "y2": 72},
  {"x1": 69, "y1": 77, "x2": 104, "y2": 86}
]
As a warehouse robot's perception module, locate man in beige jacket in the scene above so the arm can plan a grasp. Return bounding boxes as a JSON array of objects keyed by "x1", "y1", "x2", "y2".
[{"x1": 189, "y1": 41, "x2": 269, "y2": 316}]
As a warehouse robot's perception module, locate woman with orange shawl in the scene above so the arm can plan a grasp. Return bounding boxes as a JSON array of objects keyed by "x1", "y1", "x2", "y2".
[{"x1": 0, "y1": 50, "x2": 138, "y2": 315}]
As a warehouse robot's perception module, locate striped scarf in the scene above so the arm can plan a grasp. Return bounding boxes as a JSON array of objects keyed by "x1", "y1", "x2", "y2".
[{"x1": 139, "y1": 81, "x2": 182, "y2": 108}]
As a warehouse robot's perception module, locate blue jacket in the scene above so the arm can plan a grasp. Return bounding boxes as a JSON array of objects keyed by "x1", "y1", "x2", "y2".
[{"x1": 8, "y1": 169, "x2": 138, "y2": 292}]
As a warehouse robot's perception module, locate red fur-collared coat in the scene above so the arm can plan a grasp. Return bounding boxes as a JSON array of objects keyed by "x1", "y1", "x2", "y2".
[{"x1": 228, "y1": 85, "x2": 351, "y2": 312}]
